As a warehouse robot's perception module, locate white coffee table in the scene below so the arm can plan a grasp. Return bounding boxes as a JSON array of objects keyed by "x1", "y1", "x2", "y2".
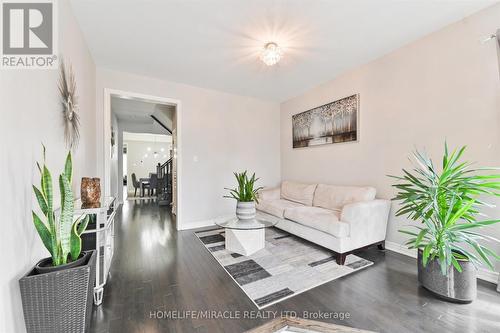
[{"x1": 215, "y1": 215, "x2": 277, "y2": 256}]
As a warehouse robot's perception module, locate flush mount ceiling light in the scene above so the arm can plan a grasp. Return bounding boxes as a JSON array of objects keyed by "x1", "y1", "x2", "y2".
[{"x1": 260, "y1": 42, "x2": 283, "y2": 66}]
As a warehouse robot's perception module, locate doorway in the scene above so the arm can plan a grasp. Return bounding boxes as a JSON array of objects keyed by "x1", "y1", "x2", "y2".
[
  {"x1": 123, "y1": 132, "x2": 172, "y2": 200},
  {"x1": 103, "y1": 89, "x2": 182, "y2": 223}
]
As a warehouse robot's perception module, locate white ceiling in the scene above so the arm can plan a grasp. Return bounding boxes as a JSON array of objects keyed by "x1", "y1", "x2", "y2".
[
  {"x1": 71, "y1": 0, "x2": 496, "y2": 102},
  {"x1": 111, "y1": 97, "x2": 173, "y2": 124},
  {"x1": 111, "y1": 96, "x2": 175, "y2": 135}
]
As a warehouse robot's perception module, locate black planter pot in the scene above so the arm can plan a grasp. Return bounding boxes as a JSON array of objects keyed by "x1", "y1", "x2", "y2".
[
  {"x1": 34, "y1": 252, "x2": 90, "y2": 274},
  {"x1": 417, "y1": 249, "x2": 477, "y2": 303},
  {"x1": 19, "y1": 251, "x2": 96, "y2": 333}
]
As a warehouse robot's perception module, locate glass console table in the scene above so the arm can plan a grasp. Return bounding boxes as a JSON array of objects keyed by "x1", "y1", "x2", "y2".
[{"x1": 215, "y1": 213, "x2": 277, "y2": 256}]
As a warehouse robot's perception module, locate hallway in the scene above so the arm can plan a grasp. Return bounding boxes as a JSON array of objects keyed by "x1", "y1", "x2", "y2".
[
  {"x1": 90, "y1": 200, "x2": 500, "y2": 333},
  {"x1": 90, "y1": 199, "x2": 181, "y2": 332},
  {"x1": 90, "y1": 199, "x2": 268, "y2": 333}
]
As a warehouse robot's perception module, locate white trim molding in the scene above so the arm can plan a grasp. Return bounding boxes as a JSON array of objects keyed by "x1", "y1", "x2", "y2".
[
  {"x1": 178, "y1": 214, "x2": 235, "y2": 231},
  {"x1": 178, "y1": 219, "x2": 215, "y2": 231},
  {"x1": 385, "y1": 241, "x2": 499, "y2": 284},
  {"x1": 102, "y1": 88, "x2": 183, "y2": 229}
]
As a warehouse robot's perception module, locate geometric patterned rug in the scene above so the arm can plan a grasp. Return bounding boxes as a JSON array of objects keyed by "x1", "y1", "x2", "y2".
[{"x1": 195, "y1": 227, "x2": 373, "y2": 309}]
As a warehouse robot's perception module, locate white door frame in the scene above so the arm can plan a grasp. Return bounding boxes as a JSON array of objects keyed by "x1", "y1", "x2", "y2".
[{"x1": 103, "y1": 88, "x2": 183, "y2": 229}]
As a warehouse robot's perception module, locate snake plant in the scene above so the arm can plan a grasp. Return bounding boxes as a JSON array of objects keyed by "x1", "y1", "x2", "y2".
[
  {"x1": 391, "y1": 143, "x2": 500, "y2": 275},
  {"x1": 32, "y1": 146, "x2": 89, "y2": 266},
  {"x1": 224, "y1": 171, "x2": 263, "y2": 203}
]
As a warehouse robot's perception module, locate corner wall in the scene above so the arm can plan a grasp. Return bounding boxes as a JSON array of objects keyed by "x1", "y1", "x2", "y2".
[
  {"x1": 110, "y1": 113, "x2": 120, "y2": 202},
  {"x1": 280, "y1": 5, "x2": 500, "y2": 268},
  {"x1": 0, "y1": 2, "x2": 97, "y2": 332}
]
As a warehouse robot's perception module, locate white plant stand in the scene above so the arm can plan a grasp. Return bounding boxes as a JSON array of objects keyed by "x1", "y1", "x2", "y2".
[
  {"x1": 225, "y1": 229, "x2": 265, "y2": 256},
  {"x1": 58, "y1": 197, "x2": 116, "y2": 306},
  {"x1": 215, "y1": 213, "x2": 277, "y2": 256}
]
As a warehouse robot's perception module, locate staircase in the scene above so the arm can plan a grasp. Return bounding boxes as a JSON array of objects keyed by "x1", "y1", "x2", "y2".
[{"x1": 157, "y1": 158, "x2": 173, "y2": 206}]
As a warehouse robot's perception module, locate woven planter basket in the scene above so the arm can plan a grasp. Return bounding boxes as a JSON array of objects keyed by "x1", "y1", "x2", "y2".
[{"x1": 19, "y1": 251, "x2": 96, "y2": 333}]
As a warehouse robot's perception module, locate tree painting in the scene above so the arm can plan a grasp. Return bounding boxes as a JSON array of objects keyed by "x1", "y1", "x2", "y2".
[{"x1": 292, "y1": 94, "x2": 358, "y2": 148}]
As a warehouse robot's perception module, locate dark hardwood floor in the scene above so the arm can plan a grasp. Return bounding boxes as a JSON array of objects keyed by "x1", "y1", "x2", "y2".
[{"x1": 90, "y1": 200, "x2": 500, "y2": 333}]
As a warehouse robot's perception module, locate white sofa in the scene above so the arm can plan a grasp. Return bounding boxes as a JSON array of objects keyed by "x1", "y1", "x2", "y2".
[{"x1": 256, "y1": 180, "x2": 391, "y2": 265}]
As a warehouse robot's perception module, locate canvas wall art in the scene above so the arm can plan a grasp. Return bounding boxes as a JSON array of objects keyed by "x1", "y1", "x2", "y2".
[{"x1": 292, "y1": 94, "x2": 359, "y2": 148}]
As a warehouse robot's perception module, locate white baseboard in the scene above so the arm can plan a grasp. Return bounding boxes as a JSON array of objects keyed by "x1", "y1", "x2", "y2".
[
  {"x1": 478, "y1": 268, "x2": 500, "y2": 284},
  {"x1": 179, "y1": 214, "x2": 235, "y2": 231},
  {"x1": 178, "y1": 219, "x2": 215, "y2": 231},
  {"x1": 385, "y1": 241, "x2": 417, "y2": 258},
  {"x1": 385, "y1": 241, "x2": 499, "y2": 284}
]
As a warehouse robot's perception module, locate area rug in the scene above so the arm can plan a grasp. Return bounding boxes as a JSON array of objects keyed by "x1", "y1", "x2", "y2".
[{"x1": 195, "y1": 227, "x2": 373, "y2": 309}]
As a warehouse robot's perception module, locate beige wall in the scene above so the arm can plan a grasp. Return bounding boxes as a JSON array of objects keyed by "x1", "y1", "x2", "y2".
[
  {"x1": 281, "y1": 5, "x2": 500, "y2": 268},
  {"x1": 96, "y1": 68, "x2": 281, "y2": 226},
  {"x1": 0, "y1": 2, "x2": 97, "y2": 332}
]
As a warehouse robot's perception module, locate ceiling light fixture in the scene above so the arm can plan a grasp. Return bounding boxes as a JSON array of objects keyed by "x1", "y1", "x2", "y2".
[{"x1": 260, "y1": 42, "x2": 283, "y2": 66}]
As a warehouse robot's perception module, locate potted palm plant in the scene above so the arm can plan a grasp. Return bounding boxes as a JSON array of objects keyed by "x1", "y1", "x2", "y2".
[
  {"x1": 19, "y1": 146, "x2": 95, "y2": 332},
  {"x1": 391, "y1": 143, "x2": 500, "y2": 303},
  {"x1": 224, "y1": 171, "x2": 263, "y2": 220}
]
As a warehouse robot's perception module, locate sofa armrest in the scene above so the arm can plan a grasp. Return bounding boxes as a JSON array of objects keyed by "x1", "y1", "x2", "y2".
[
  {"x1": 340, "y1": 200, "x2": 391, "y2": 246},
  {"x1": 257, "y1": 187, "x2": 281, "y2": 201}
]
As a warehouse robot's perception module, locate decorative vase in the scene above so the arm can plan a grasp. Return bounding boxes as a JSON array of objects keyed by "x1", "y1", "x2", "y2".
[
  {"x1": 81, "y1": 177, "x2": 101, "y2": 208},
  {"x1": 19, "y1": 251, "x2": 96, "y2": 333},
  {"x1": 417, "y1": 249, "x2": 477, "y2": 303},
  {"x1": 236, "y1": 201, "x2": 256, "y2": 220}
]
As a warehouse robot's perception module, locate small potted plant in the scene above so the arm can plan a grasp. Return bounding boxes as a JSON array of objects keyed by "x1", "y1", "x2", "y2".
[
  {"x1": 224, "y1": 171, "x2": 263, "y2": 220},
  {"x1": 391, "y1": 143, "x2": 500, "y2": 303},
  {"x1": 19, "y1": 146, "x2": 95, "y2": 332}
]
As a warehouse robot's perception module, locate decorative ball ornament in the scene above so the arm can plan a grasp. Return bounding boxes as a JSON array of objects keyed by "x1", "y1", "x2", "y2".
[{"x1": 81, "y1": 177, "x2": 101, "y2": 209}]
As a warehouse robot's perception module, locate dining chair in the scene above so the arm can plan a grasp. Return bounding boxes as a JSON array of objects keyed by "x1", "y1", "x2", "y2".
[
  {"x1": 131, "y1": 173, "x2": 140, "y2": 197},
  {"x1": 148, "y1": 173, "x2": 158, "y2": 196}
]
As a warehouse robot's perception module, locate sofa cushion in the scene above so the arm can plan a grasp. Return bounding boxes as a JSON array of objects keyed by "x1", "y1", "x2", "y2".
[
  {"x1": 281, "y1": 181, "x2": 317, "y2": 206},
  {"x1": 283, "y1": 206, "x2": 349, "y2": 238},
  {"x1": 313, "y1": 184, "x2": 376, "y2": 210},
  {"x1": 257, "y1": 187, "x2": 280, "y2": 201},
  {"x1": 256, "y1": 199, "x2": 304, "y2": 219}
]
